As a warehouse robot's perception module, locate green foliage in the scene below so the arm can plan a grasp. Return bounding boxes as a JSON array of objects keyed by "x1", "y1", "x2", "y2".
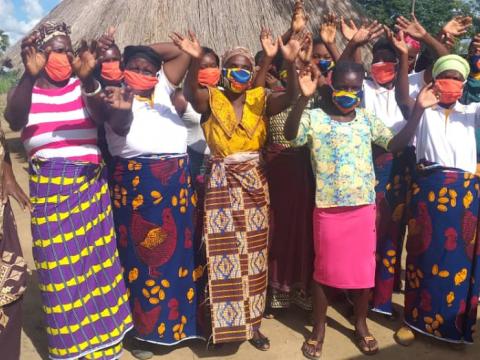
[
  {"x1": 0, "y1": 71, "x2": 19, "y2": 94},
  {"x1": 356, "y1": 0, "x2": 480, "y2": 36},
  {"x1": 0, "y1": 30, "x2": 9, "y2": 56}
]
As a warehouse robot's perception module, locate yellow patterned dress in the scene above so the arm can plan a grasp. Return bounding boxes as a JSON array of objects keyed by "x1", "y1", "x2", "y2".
[{"x1": 202, "y1": 87, "x2": 270, "y2": 344}]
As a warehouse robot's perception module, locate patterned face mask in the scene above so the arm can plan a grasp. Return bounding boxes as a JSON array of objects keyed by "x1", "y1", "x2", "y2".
[
  {"x1": 317, "y1": 59, "x2": 335, "y2": 73},
  {"x1": 331, "y1": 88, "x2": 363, "y2": 114},
  {"x1": 222, "y1": 67, "x2": 253, "y2": 93}
]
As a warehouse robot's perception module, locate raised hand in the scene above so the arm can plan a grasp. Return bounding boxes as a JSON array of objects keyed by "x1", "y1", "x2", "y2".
[
  {"x1": 298, "y1": 32, "x2": 313, "y2": 64},
  {"x1": 417, "y1": 83, "x2": 439, "y2": 109},
  {"x1": 438, "y1": 32, "x2": 456, "y2": 50},
  {"x1": 442, "y1": 16, "x2": 472, "y2": 37},
  {"x1": 351, "y1": 21, "x2": 384, "y2": 46},
  {"x1": 169, "y1": 31, "x2": 202, "y2": 59},
  {"x1": 97, "y1": 26, "x2": 116, "y2": 53},
  {"x1": 20, "y1": 32, "x2": 47, "y2": 77},
  {"x1": 291, "y1": 0, "x2": 308, "y2": 33},
  {"x1": 103, "y1": 86, "x2": 134, "y2": 111},
  {"x1": 395, "y1": 14, "x2": 427, "y2": 40},
  {"x1": 340, "y1": 17, "x2": 358, "y2": 41},
  {"x1": 298, "y1": 65, "x2": 319, "y2": 97},
  {"x1": 320, "y1": 13, "x2": 338, "y2": 45},
  {"x1": 71, "y1": 40, "x2": 97, "y2": 81},
  {"x1": 386, "y1": 27, "x2": 408, "y2": 55},
  {"x1": 260, "y1": 27, "x2": 279, "y2": 58},
  {"x1": 472, "y1": 34, "x2": 480, "y2": 55},
  {"x1": 279, "y1": 30, "x2": 305, "y2": 63}
]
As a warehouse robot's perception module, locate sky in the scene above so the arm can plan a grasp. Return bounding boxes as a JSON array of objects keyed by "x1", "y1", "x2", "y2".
[{"x1": 0, "y1": 0, "x2": 61, "y2": 45}]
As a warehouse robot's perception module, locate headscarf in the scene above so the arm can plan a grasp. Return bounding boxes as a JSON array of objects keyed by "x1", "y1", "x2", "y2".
[
  {"x1": 35, "y1": 21, "x2": 71, "y2": 47},
  {"x1": 123, "y1": 45, "x2": 162, "y2": 69},
  {"x1": 432, "y1": 54, "x2": 470, "y2": 80},
  {"x1": 222, "y1": 47, "x2": 255, "y2": 68}
]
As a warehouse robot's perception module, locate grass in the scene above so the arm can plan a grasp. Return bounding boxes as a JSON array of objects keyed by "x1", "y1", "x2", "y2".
[{"x1": 0, "y1": 71, "x2": 19, "y2": 94}]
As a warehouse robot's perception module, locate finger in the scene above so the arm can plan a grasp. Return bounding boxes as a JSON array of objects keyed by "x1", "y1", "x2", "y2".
[
  {"x1": 90, "y1": 40, "x2": 98, "y2": 55},
  {"x1": 106, "y1": 26, "x2": 116, "y2": 37},
  {"x1": 277, "y1": 36, "x2": 285, "y2": 49},
  {"x1": 349, "y1": 19, "x2": 357, "y2": 30},
  {"x1": 172, "y1": 32, "x2": 185, "y2": 41},
  {"x1": 411, "y1": 13, "x2": 419, "y2": 23},
  {"x1": 188, "y1": 30, "x2": 197, "y2": 42}
]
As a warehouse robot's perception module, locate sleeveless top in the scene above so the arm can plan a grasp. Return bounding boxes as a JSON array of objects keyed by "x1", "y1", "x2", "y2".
[
  {"x1": 183, "y1": 102, "x2": 210, "y2": 155},
  {"x1": 202, "y1": 87, "x2": 267, "y2": 157},
  {"x1": 23, "y1": 78, "x2": 101, "y2": 164}
]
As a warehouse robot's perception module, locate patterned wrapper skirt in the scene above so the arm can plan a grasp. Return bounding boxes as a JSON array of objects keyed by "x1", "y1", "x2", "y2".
[
  {"x1": 204, "y1": 152, "x2": 269, "y2": 344},
  {"x1": 264, "y1": 144, "x2": 314, "y2": 310},
  {"x1": 372, "y1": 146, "x2": 416, "y2": 315},
  {"x1": 404, "y1": 167, "x2": 480, "y2": 343},
  {"x1": 111, "y1": 154, "x2": 204, "y2": 345},
  {"x1": 30, "y1": 159, "x2": 133, "y2": 360}
]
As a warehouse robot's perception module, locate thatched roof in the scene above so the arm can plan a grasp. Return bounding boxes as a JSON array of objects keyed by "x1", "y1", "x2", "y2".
[{"x1": 6, "y1": 0, "x2": 366, "y2": 69}]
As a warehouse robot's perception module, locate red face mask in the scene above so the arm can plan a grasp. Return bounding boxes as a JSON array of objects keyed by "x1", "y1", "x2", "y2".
[
  {"x1": 434, "y1": 79, "x2": 464, "y2": 105},
  {"x1": 45, "y1": 52, "x2": 72, "y2": 82},
  {"x1": 124, "y1": 70, "x2": 158, "y2": 90},
  {"x1": 198, "y1": 67, "x2": 221, "y2": 87},
  {"x1": 101, "y1": 61, "x2": 124, "y2": 82},
  {"x1": 371, "y1": 62, "x2": 396, "y2": 85}
]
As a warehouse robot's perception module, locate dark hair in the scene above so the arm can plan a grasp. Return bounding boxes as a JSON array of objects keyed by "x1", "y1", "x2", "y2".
[
  {"x1": 202, "y1": 47, "x2": 220, "y2": 66},
  {"x1": 331, "y1": 61, "x2": 365, "y2": 84},
  {"x1": 123, "y1": 45, "x2": 162, "y2": 69},
  {"x1": 312, "y1": 37, "x2": 324, "y2": 46},
  {"x1": 254, "y1": 50, "x2": 283, "y2": 72},
  {"x1": 372, "y1": 38, "x2": 396, "y2": 57},
  {"x1": 254, "y1": 50, "x2": 264, "y2": 66}
]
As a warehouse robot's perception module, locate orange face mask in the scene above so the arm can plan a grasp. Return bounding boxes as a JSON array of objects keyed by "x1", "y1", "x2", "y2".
[
  {"x1": 434, "y1": 79, "x2": 464, "y2": 105},
  {"x1": 371, "y1": 62, "x2": 396, "y2": 85},
  {"x1": 198, "y1": 67, "x2": 220, "y2": 87},
  {"x1": 45, "y1": 52, "x2": 72, "y2": 82},
  {"x1": 124, "y1": 70, "x2": 158, "y2": 91},
  {"x1": 101, "y1": 61, "x2": 124, "y2": 82}
]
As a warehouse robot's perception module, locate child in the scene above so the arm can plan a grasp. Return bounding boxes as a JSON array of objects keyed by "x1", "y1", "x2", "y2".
[{"x1": 283, "y1": 61, "x2": 437, "y2": 359}]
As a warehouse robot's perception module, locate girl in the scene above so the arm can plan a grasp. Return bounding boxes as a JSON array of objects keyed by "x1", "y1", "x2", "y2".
[
  {"x1": 4, "y1": 22, "x2": 133, "y2": 360},
  {"x1": 283, "y1": 61, "x2": 437, "y2": 359}
]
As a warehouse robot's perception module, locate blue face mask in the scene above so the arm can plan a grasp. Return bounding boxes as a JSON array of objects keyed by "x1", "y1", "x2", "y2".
[
  {"x1": 318, "y1": 59, "x2": 335, "y2": 73},
  {"x1": 470, "y1": 55, "x2": 480, "y2": 75},
  {"x1": 331, "y1": 89, "x2": 363, "y2": 113}
]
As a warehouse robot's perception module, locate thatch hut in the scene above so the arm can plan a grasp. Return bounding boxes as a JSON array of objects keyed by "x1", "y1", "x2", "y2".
[{"x1": 6, "y1": 0, "x2": 366, "y2": 69}]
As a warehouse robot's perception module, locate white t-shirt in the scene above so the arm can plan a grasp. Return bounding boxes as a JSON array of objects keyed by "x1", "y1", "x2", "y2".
[
  {"x1": 183, "y1": 103, "x2": 210, "y2": 155},
  {"x1": 363, "y1": 79, "x2": 406, "y2": 134},
  {"x1": 106, "y1": 69, "x2": 187, "y2": 158},
  {"x1": 415, "y1": 102, "x2": 480, "y2": 173},
  {"x1": 408, "y1": 70, "x2": 426, "y2": 99}
]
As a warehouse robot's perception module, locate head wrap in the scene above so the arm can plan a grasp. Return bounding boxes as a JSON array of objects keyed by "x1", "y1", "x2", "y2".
[
  {"x1": 123, "y1": 45, "x2": 162, "y2": 69},
  {"x1": 405, "y1": 35, "x2": 421, "y2": 51},
  {"x1": 432, "y1": 54, "x2": 470, "y2": 80},
  {"x1": 35, "y1": 21, "x2": 71, "y2": 47},
  {"x1": 222, "y1": 47, "x2": 255, "y2": 68}
]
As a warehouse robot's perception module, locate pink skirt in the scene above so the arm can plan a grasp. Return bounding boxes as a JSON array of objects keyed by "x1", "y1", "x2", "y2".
[{"x1": 313, "y1": 205, "x2": 376, "y2": 289}]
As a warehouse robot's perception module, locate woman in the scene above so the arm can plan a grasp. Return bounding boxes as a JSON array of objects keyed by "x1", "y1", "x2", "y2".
[
  {"x1": 0, "y1": 126, "x2": 29, "y2": 360},
  {"x1": 284, "y1": 60, "x2": 434, "y2": 359},
  {"x1": 4, "y1": 22, "x2": 133, "y2": 360},
  {"x1": 98, "y1": 33, "x2": 203, "y2": 359},
  {"x1": 174, "y1": 29, "x2": 302, "y2": 350},
  {"x1": 395, "y1": 52, "x2": 480, "y2": 345}
]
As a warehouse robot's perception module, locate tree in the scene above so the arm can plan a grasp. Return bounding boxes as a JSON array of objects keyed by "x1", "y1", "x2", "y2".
[
  {"x1": 355, "y1": 0, "x2": 479, "y2": 36},
  {"x1": 0, "y1": 30, "x2": 9, "y2": 56}
]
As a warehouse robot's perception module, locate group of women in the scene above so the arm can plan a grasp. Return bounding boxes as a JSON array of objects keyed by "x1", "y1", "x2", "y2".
[{"x1": 1, "y1": 1, "x2": 480, "y2": 359}]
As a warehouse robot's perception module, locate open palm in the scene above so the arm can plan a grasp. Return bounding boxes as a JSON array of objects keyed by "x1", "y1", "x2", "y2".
[
  {"x1": 418, "y1": 83, "x2": 439, "y2": 109},
  {"x1": 443, "y1": 16, "x2": 472, "y2": 37},
  {"x1": 22, "y1": 46, "x2": 46, "y2": 77},
  {"x1": 395, "y1": 14, "x2": 426, "y2": 40},
  {"x1": 386, "y1": 28, "x2": 408, "y2": 55},
  {"x1": 340, "y1": 17, "x2": 358, "y2": 41},
  {"x1": 320, "y1": 13, "x2": 337, "y2": 45},
  {"x1": 352, "y1": 21, "x2": 384, "y2": 46},
  {"x1": 260, "y1": 28, "x2": 279, "y2": 58},
  {"x1": 298, "y1": 66, "x2": 318, "y2": 97},
  {"x1": 170, "y1": 31, "x2": 202, "y2": 59},
  {"x1": 279, "y1": 31, "x2": 304, "y2": 63},
  {"x1": 72, "y1": 40, "x2": 97, "y2": 81}
]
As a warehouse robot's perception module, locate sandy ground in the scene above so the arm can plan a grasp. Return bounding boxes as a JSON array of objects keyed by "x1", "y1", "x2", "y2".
[{"x1": 1, "y1": 94, "x2": 479, "y2": 359}]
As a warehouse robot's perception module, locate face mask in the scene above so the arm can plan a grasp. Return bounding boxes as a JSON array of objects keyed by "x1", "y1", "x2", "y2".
[
  {"x1": 318, "y1": 59, "x2": 335, "y2": 73},
  {"x1": 371, "y1": 62, "x2": 396, "y2": 85},
  {"x1": 124, "y1": 70, "x2": 158, "y2": 91},
  {"x1": 44, "y1": 52, "x2": 72, "y2": 82},
  {"x1": 198, "y1": 67, "x2": 221, "y2": 87},
  {"x1": 101, "y1": 61, "x2": 123, "y2": 82},
  {"x1": 332, "y1": 89, "x2": 363, "y2": 114},
  {"x1": 222, "y1": 67, "x2": 253, "y2": 93},
  {"x1": 469, "y1": 55, "x2": 480, "y2": 79},
  {"x1": 434, "y1": 79, "x2": 464, "y2": 105}
]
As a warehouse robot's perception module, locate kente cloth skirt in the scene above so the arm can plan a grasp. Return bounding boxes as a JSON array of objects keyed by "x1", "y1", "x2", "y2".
[
  {"x1": 111, "y1": 154, "x2": 204, "y2": 345},
  {"x1": 313, "y1": 205, "x2": 376, "y2": 289},
  {"x1": 404, "y1": 167, "x2": 480, "y2": 343},
  {"x1": 372, "y1": 146, "x2": 416, "y2": 315},
  {"x1": 204, "y1": 152, "x2": 269, "y2": 344},
  {"x1": 30, "y1": 158, "x2": 133, "y2": 360},
  {"x1": 264, "y1": 144, "x2": 314, "y2": 309}
]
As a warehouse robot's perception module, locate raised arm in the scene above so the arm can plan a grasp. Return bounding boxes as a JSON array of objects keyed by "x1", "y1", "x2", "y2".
[
  {"x1": 4, "y1": 33, "x2": 46, "y2": 131},
  {"x1": 320, "y1": 13, "x2": 341, "y2": 61},
  {"x1": 388, "y1": 83, "x2": 438, "y2": 152},
  {"x1": 150, "y1": 39, "x2": 191, "y2": 86},
  {"x1": 253, "y1": 28, "x2": 280, "y2": 88},
  {"x1": 171, "y1": 31, "x2": 210, "y2": 114},
  {"x1": 284, "y1": 65, "x2": 318, "y2": 140},
  {"x1": 338, "y1": 21, "x2": 384, "y2": 64},
  {"x1": 340, "y1": 17, "x2": 362, "y2": 64}
]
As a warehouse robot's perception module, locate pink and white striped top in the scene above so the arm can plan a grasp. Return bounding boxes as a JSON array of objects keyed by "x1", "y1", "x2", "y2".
[{"x1": 22, "y1": 78, "x2": 101, "y2": 164}]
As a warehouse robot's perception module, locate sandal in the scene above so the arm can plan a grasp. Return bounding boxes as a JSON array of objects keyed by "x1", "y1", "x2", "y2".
[
  {"x1": 301, "y1": 339, "x2": 323, "y2": 360},
  {"x1": 249, "y1": 335, "x2": 270, "y2": 351},
  {"x1": 354, "y1": 332, "x2": 379, "y2": 355}
]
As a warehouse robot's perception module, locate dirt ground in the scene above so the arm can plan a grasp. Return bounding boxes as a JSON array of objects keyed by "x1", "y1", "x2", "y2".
[{"x1": 1, "y1": 94, "x2": 479, "y2": 359}]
